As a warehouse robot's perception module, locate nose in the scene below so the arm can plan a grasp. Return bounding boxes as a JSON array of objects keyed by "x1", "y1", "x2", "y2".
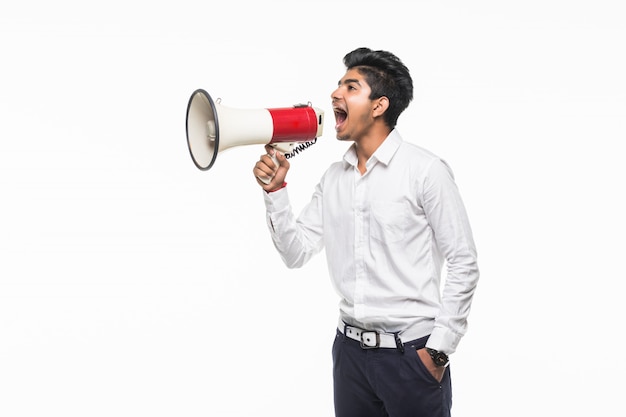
[{"x1": 330, "y1": 86, "x2": 341, "y2": 102}]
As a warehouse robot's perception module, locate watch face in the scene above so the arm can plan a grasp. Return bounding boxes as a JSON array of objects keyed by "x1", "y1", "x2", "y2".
[
  {"x1": 427, "y1": 348, "x2": 449, "y2": 366},
  {"x1": 434, "y1": 353, "x2": 448, "y2": 366}
]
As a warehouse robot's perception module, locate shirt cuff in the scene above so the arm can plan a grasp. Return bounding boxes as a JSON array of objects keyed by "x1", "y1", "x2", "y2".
[
  {"x1": 266, "y1": 181, "x2": 287, "y2": 193},
  {"x1": 425, "y1": 325, "x2": 462, "y2": 355},
  {"x1": 263, "y1": 184, "x2": 290, "y2": 212}
]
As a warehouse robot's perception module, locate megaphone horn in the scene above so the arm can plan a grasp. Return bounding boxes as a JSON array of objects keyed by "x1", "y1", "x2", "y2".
[{"x1": 185, "y1": 89, "x2": 324, "y2": 172}]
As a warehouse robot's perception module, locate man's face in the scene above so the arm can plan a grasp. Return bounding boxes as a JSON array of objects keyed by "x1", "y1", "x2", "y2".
[{"x1": 331, "y1": 68, "x2": 377, "y2": 142}]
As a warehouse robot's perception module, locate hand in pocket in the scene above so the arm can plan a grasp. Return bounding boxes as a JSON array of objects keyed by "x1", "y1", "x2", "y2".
[{"x1": 416, "y1": 348, "x2": 445, "y2": 383}]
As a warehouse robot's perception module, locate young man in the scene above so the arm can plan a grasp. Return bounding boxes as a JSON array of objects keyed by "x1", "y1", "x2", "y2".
[{"x1": 253, "y1": 47, "x2": 479, "y2": 417}]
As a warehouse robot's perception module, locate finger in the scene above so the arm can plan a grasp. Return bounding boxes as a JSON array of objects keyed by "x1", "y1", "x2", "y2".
[
  {"x1": 254, "y1": 163, "x2": 274, "y2": 181},
  {"x1": 274, "y1": 151, "x2": 290, "y2": 170},
  {"x1": 261, "y1": 153, "x2": 278, "y2": 169}
]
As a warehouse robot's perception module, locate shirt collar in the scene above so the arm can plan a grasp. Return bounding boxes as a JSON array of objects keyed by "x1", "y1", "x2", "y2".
[{"x1": 342, "y1": 129, "x2": 403, "y2": 168}]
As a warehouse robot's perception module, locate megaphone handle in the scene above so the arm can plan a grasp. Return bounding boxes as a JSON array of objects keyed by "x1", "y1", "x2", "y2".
[{"x1": 256, "y1": 150, "x2": 279, "y2": 185}]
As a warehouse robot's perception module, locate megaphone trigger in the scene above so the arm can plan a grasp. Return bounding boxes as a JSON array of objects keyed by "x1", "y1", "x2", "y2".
[{"x1": 268, "y1": 148, "x2": 280, "y2": 169}]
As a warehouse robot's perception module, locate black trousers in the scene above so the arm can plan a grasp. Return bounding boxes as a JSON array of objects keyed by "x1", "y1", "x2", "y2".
[{"x1": 332, "y1": 329, "x2": 452, "y2": 417}]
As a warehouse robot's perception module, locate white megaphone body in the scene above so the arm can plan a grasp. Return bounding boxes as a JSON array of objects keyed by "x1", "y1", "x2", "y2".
[{"x1": 185, "y1": 89, "x2": 324, "y2": 181}]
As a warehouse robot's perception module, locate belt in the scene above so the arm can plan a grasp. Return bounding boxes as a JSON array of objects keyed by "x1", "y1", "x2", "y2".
[{"x1": 339, "y1": 323, "x2": 404, "y2": 351}]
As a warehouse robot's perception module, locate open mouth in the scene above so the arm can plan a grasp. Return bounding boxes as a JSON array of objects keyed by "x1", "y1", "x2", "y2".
[{"x1": 333, "y1": 108, "x2": 347, "y2": 130}]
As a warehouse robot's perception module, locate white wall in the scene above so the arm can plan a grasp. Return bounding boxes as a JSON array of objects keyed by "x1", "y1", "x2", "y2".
[{"x1": 1, "y1": 1, "x2": 625, "y2": 416}]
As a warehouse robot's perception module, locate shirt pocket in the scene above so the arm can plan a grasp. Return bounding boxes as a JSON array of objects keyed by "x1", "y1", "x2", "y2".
[{"x1": 370, "y1": 201, "x2": 408, "y2": 244}]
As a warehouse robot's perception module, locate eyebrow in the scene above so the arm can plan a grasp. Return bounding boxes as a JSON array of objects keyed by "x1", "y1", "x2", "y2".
[{"x1": 338, "y1": 78, "x2": 361, "y2": 86}]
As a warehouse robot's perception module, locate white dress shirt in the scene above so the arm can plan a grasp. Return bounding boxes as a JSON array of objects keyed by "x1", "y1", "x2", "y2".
[{"x1": 263, "y1": 129, "x2": 479, "y2": 354}]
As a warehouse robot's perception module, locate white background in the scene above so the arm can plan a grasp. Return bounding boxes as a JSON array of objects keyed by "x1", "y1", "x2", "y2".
[{"x1": 1, "y1": 1, "x2": 625, "y2": 416}]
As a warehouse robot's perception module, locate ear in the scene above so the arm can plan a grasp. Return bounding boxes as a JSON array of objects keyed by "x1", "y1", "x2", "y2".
[{"x1": 372, "y1": 96, "x2": 389, "y2": 118}]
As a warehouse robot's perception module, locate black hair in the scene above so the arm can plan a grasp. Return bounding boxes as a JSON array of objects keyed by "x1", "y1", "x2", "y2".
[{"x1": 343, "y1": 47, "x2": 413, "y2": 128}]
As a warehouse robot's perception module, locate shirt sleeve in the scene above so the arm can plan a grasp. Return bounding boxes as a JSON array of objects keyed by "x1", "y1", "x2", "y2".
[
  {"x1": 422, "y1": 159, "x2": 480, "y2": 355},
  {"x1": 262, "y1": 183, "x2": 324, "y2": 268}
]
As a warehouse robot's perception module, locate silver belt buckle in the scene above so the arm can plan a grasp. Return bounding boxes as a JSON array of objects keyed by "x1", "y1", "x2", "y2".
[{"x1": 360, "y1": 331, "x2": 380, "y2": 349}]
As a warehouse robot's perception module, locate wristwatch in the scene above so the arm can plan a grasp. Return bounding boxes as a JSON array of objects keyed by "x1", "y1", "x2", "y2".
[{"x1": 425, "y1": 347, "x2": 450, "y2": 367}]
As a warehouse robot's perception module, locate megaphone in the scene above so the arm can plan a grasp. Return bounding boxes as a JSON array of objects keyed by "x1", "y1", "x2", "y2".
[{"x1": 185, "y1": 89, "x2": 324, "y2": 178}]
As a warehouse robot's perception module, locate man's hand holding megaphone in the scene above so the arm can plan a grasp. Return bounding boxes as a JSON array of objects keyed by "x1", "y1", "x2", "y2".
[{"x1": 254, "y1": 145, "x2": 290, "y2": 192}]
